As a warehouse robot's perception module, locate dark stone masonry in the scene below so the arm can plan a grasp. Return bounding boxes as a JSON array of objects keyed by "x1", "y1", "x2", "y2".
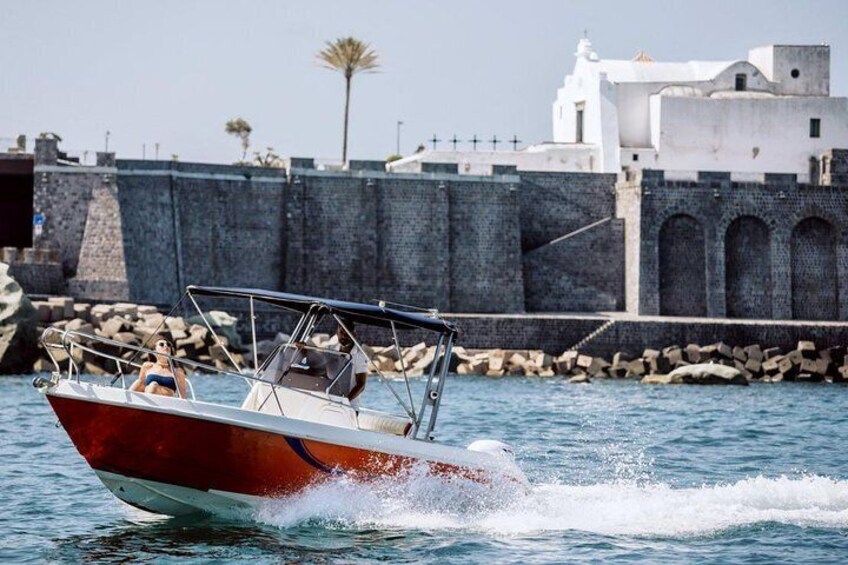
[{"x1": 6, "y1": 138, "x2": 848, "y2": 353}]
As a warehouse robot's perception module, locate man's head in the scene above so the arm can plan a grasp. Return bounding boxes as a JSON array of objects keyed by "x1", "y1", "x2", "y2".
[{"x1": 337, "y1": 318, "x2": 355, "y2": 350}]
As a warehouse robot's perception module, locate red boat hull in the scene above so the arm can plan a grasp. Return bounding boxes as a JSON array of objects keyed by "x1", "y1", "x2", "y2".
[{"x1": 48, "y1": 395, "x2": 477, "y2": 501}]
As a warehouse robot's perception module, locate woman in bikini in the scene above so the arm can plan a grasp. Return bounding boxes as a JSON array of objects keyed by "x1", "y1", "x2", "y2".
[{"x1": 130, "y1": 336, "x2": 187, "y2": 398}]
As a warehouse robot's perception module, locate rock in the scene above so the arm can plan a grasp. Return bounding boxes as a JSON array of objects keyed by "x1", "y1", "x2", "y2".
[
  {"x1": 568, "y1": 374, "x2": 591, "y2": 384},
  {"x1": 640, "y1": 373, "x2": 679, "y2": 385},
  {"x1": 667, "y1": 363, "x2": 748, "y2": 386},
  {"x1": 732, "y1": 346, "x2": 747, "y2": 362},
  {"x1": 0, "y1": 263, "x2": 39, "y2": 374}
]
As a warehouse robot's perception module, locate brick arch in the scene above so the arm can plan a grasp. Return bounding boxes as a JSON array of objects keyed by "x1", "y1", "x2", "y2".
[
  {"x1": 659, "y1": 214, "x2": 706, "y2": 316},
  {"x1": 788, "y1": 206, "x2": 846, "y2": 241},
  {"x1": 791, "y1": 216, "x2": 838, "y2": 320},
  {"x1": 725, "y1": 216, "x2": 772, "y2": 318}
]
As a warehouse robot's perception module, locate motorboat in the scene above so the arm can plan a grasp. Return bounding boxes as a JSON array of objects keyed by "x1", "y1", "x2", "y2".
[{"x1": 35, "y1": 286, "x2": 525, "y2": 516}]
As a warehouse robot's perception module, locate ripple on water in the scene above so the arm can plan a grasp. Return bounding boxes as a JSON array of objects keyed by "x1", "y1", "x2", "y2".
[{"x1": 3, "y1": 376, "x2": 848, "y2": 563}]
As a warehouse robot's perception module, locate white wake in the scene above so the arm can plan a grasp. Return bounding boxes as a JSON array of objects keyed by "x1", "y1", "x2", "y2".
[{"x1": 255, "y1": 472, "x2": 848, "y2": 537}]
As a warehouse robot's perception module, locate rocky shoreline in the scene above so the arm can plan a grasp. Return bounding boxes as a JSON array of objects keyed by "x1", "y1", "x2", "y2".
[{"x1": 13, "y1": 294, "x2": 847, "y2": 386}]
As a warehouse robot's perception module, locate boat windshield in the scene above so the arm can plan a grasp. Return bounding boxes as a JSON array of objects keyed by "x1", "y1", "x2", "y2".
[{"x1": 258, "y1": 344, "x2": 355, "y2": 398}]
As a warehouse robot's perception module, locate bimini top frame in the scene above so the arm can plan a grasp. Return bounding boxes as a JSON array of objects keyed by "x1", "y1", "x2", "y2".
[
  {"x1": 188, "y1": 286, "x2": 457, "y2": 335},
  {"x1": 186, "y1": 286, "x2": 457, "y2": 441}
]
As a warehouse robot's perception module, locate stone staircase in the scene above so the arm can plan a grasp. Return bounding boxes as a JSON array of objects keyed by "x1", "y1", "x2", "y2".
[{"x1": 569, "y1": 318, "x2": 617, "y2": 352}]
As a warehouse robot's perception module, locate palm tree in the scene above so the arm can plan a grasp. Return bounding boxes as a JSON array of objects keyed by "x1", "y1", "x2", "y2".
[
  {"x1": 225, "y1": 118, "x2": 253, "y2": 162},
  {"x1": 316, "y1": 37, "x2": 380, "y2": 164}
]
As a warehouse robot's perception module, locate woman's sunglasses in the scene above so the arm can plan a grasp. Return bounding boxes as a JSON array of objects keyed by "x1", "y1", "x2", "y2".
[{"x1": 155, "y1": 341, "x2": 171, "y2": 350}]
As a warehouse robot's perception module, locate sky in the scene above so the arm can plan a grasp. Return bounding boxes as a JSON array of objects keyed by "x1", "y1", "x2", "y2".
[{"x1": 1, "y1": 0, "x2": 846, "y2": 164}]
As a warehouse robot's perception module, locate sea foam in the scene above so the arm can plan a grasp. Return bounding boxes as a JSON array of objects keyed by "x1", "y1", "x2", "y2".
[{"x1": 255, "y1": 472, "x2": 848, "y2": 537}]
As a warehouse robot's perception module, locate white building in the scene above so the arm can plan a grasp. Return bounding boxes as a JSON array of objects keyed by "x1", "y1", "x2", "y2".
[{"x1": 389, "y1": 39, "x2": 848, "y2": 179}]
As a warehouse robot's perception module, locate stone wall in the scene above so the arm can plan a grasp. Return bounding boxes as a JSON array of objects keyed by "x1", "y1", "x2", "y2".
[
  {"x1": 32, "y1": 139, "x2": 101, "y2": 277},
  {"x1": 617, "y1": 169, "x2": 848, "y2": 320},
  {"x1": 1, "y1": 248, "x2": 64, "y2": 295},
  {"x1": 286, "y1": 169, "x2": 524, "y2": 312},
  {"x1": 117, "y1": 160, "x2": 288, "y2": 305},
  {"x1": 518, "y1": 171, "x2": 617, "y2": 252},
  {"x1": 67, "y1": 157, "x2": 129, "y2": 301},
  {"x1": 523, "y1": 218, "x2": 624, "y2": 311},
  {"x1": 29, "y1": 145, "x2": 848, "y2": 323}
]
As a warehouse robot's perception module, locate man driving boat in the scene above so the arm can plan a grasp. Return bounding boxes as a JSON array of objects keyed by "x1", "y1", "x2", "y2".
[{"x1": 291, "y1": 319, "x2": 368, "y2": 407}]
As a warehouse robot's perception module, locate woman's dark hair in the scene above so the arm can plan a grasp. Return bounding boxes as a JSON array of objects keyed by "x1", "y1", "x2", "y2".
[{"x1": 148, "y1": 334, "x2": 175, "y2": 362}]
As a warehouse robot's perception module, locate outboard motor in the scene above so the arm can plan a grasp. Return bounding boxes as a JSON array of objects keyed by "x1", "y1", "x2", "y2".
[
  {"x1": 467, "y1": 439, "x2": 516, "y2": 460},
  {"x1": 467, "y1": 439, "x2": 528, "y2": 488}
]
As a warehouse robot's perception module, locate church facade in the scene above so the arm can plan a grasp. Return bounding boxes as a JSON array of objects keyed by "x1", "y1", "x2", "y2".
[{"x1": 390, "y1": 40, "x2": 848, "y2": 180}]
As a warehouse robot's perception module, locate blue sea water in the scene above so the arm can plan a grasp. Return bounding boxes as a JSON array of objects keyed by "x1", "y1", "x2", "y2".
[{"x1": 3, "y1": 374, "x2": 848, "y2": 564}]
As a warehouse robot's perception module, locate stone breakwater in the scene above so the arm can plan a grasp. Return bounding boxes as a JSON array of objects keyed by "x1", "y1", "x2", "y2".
[
  {"x1": 31, "y1": 298, "x2": 247, "y2": 375},
  {"x1": 23, "y1": 297, "x2": 848, "y2": 386}
]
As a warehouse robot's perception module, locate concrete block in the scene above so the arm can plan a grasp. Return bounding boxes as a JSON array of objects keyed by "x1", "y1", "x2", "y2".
[
  {"x1": 48, "y1": 296, "x2": 75, "y2": 319},
  {"x1": 612, "y1": 351, "x2": 632, "y2": 365},
  {"x1": 576, "y1": 355, "x2": 593, "y2": 369},
  {"x1": 649, "y1": 355, "x2": 671, "y2": 374},
  {"x1": 489, "y1": 350, "x2": 506, "y2": 372},
  {"x1": 33, "y1": 301, "x2": 51, "y2": 323},
  {"x1": 715, "y1": 342, "x2": 733, "y2": 359},
  {"x1": 797, "y1": 341, "x2": 817, "y2": 359},
  {"x1": 642, "y1": 348, "x2": 660, "y2": 359},
  {"x1": 554, "y1": 351, "x2": 577, "y2": 373},
  {"x1": 626, "y1": 359, "x2": 646, "y2": 377},
  {"x1": 73, "y1": 303, "x2": 91, "y2": 322},
  {"x1": 743, "y1": 344, "x2": 764, "y2": 362},
  {"x1": 165, "y1": 317, "x2": 188, "y2": 333},
  {"x1": 684, "y1": 344, "x2": 701, "y2": 363},
  {"x1": 101, "y1": 316, "x2": 130, "y2": 337},
  {"x1": 664, "y1": 347, "x2": 683, "y2": 365},
  {"x1": 778, "y1": 357, "x2": 799, "y2": 379},
  {"x1": 744, "y1": 358, "x2": 762, "y2": 374}
]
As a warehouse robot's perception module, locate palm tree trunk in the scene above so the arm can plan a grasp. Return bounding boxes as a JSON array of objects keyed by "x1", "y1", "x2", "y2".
[{"x1": 342, "y1": 75, "x2": 351, "y2": 164}]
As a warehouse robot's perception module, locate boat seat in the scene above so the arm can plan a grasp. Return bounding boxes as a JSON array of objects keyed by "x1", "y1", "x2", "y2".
[{"x1": 357, "y1": 409, "x2": 412, "y2": 436}]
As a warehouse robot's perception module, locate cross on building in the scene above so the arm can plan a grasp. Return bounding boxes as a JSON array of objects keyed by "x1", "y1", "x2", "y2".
[
  {"x1": 489, "y1": 135, "x2": 500, "y2": 151},
  {"x1": 510, "y1": 135, "x2": 522, "y2": 151},
  {"x1": 429, "y1": 134, "x2": 441, "y2": 150},
  {"x1": 468, "y1": 134, "x2": 480, "y2": 151},
  {"x1": 450, "y1": 135, "x2": 460, "y2": 151}
]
